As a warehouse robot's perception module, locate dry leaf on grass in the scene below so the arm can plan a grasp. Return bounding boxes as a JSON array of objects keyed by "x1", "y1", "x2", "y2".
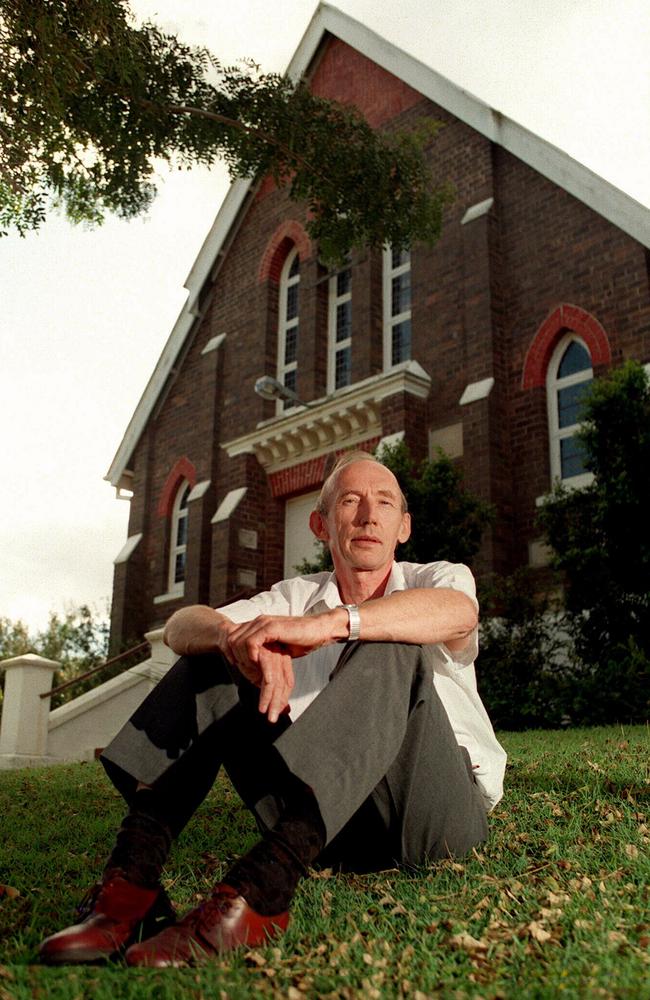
[
  {"x1": 449, "y1": 931, "x2": 488, "y2": 954},
  {"x1": 0, "y1": 886, "x2": 20, "y2": 899},
  {"x1": 528, "y1": 921, "x2": 552, "y2": 943}
]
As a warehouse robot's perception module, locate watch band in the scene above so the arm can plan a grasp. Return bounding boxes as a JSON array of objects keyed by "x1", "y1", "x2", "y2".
[{"x1": 340, "y1": 604, "x2": 361, "y2": 642}]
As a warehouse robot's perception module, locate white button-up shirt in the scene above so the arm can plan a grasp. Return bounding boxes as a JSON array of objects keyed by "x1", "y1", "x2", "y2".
[{"x1": 220, "y1": 561, "x2": 506, "y2": 811}]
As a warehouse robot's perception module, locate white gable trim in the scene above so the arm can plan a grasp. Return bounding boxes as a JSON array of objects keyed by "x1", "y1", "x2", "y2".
[{"x1": 105, "y1": 2, "x2": 650, "y2": 489}]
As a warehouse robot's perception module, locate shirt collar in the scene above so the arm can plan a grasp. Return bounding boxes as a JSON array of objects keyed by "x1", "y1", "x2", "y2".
[{"x1": 304, "y1": 561, "x2": 405, "y2": 613}]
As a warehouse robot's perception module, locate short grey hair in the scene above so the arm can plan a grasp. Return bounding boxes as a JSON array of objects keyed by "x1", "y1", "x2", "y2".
[{"x1": 315, "y1": 450, "x2": 408, "y2": 515}]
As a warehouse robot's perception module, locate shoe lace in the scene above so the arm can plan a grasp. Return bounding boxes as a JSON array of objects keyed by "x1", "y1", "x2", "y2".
[
  {"x1": 74, "y1": 882, "x2": 102, "y2": 922},
  {"x1": 187, "y1": 889, "x2": 235, "y2": 928}
]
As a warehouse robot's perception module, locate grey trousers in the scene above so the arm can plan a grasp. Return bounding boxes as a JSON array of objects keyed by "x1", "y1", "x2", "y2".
[{"x1": 101, "y1": 641, "x2": 487, "y2": 870}]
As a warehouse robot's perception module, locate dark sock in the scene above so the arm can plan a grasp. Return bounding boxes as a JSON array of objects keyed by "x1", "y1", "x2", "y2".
[
  {"x1": 104, "y1": 790, "x2": 173, "y2": 889},
  {"x1": 224, "y1": 777, "x2": 326, "y2": 915}
]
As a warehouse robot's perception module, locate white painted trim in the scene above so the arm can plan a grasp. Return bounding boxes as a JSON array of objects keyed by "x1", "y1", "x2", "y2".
[
  {"x1": 167, "y1": 480, "x2": 190, "y2": 593},
  {"x1": 187, "y1": 479, "x2": 211, "y2": 502},
  {"x1": 459, "y1": 377, "x2": 495, "y2": 405},
  {"x1": 212, "y1": 486, "x2": 248, "y2": 524},
  {"x1": 201, "y1": 333, "x2": 226, "y2": 355},
  {"x1": 546, "y1": 334, "x2": 593, "y2": 483},
  {"x1": 153, "y1": 586, "x2": 184, "y2": 605},
  {"x1": 461, "y1": 197, "x2": 494, "y2": 225},
  {"x1": 276, "y1": 248, "x2": 301, "y2": 415},
  {"x1": 222, "y1": 360, "x2": 431, "y2": 472},
  {"x1": 535, "y1": 474, "x2": 595, "y2": 507},
  {"x1": 383, "y1": 247, "x2": 412, "y2": 370},
  {"x1": 105, "y1": 2, "x2": 650, "y2": 490},
  {"x1": 376, "y1": 430, "x2": 405, "y2": 455},
  {"x1": 327, "y1": 265, "x2": 352, "y2": 393},
  {"x1": 113, "y1": 533, "x2": 142, "y2": 565}
]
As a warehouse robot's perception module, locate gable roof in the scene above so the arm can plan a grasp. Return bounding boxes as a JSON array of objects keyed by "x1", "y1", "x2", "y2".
[{"x1": 106, "y1": 1, "x2": 650, "y2": 489}]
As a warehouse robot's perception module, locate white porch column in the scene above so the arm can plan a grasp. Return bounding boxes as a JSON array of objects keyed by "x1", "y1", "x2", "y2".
[{"x1": 0, "y1": 653, "x2": 60, "y2": 768}]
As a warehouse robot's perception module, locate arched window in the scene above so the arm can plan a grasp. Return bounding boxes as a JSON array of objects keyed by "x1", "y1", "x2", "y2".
[
  {"x1": 168, "y1": 480, "x2": 191, "y2": 593},
  {"x1": 383, "y1": 246, "x2": 412, "y2": 369},
  {"x1": 546, "y1": 335, "x2": 593, "y2": 484},
  {"x1": 327, "y1": 262, "x2": 352, "y2": 391},
  {"x1": 276, "y1": 247, "x2": 300, "y2": 411}
]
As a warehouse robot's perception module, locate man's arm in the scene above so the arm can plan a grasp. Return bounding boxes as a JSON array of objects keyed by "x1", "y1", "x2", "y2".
[
  {"x1": 163, "y1": 604, "x2": 296, "y2": 724},
  {"x1": 163, "y1": 604, "x2": 237, "y2": 659},
  {"x1": 352, "y1": 588, "x2": 478, "y2": 652},
  {"x1": 227, "y1": 586, "x2": 478, "y2": 667}
]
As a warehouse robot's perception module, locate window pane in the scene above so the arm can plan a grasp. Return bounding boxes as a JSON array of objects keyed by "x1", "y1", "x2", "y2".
[
  {"x1": 176, "y1": 514, "x2": 187, "y2": 548},
  {"x1": 557, "y1": 379, "x2": 591, "y2": 428},
  {"x1": 392, "y1": 272, "x2": 411, "y2": 317},
  {"x1": 174, "y1": 551, "x2": 186, "y2": 584},
  {"x1": 558, "y1": 341, "x2": 591, "y2": 378},
  {"x1": 334, "y1": 346, "x2": 351, "y2": 389},
  {"x1": 391, "y1": 248, "x2": 410, "y2": 269},
  {"x1": 560, "y1": 434, "x2": 588, "y2": 479},
  {"x1": 288, "y1": 254, "x2": 300, "y2": 279},
  {"x1": 336, "y1": 301, "x2": 351, "y2": 342},
  {"x1": 392, "y1": 320, "x2": 412, "y2": 366},
  {"x1": 286, "y1": 283, "x2": 299, "y2": 321},
  {"x1": 336, "y1": 268, "x2": 351, "y2": 296},
  {"x1": 282, "y1": 368, "x2": 297, "y2": 410},
  {"x1": 284, "y1": 325, "x2": 297, "y2": 364}
]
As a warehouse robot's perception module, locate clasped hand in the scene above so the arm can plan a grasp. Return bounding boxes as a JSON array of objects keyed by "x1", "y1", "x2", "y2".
[{"x1": 225, "y1": 613, "x2": 333, "y2": 723}]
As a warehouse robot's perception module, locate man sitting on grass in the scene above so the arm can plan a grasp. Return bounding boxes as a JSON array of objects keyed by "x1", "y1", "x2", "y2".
[{"x1": 39, "y1": 451, "x2": 506, "y2": 967}]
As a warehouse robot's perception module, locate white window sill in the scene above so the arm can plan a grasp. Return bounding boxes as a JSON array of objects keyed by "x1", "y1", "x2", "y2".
[
  {"x1": 536, "y1": 472, "x2": 594, "y2": 506},
  {"x1": 153, "y1": 587, "x2": 185, "y2": 605}
]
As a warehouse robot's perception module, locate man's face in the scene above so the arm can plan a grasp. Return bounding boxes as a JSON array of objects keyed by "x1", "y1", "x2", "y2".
[{"x1": 310, "y1": 461, "x2": 411, "y2": 575}]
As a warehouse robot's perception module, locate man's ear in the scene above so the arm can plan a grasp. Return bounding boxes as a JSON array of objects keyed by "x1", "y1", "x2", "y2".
[
  {"x1": 398, "y1": 512, "x2": 411, "y2": 545},
  {"x1": 309, "y1": 510, "x2": 329, "y2": 542}
]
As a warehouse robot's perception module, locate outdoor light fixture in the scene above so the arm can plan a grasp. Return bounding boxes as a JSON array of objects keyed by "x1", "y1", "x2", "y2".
[{"x1": 254, "y1": 375, "x2": 314, "y2": 409}]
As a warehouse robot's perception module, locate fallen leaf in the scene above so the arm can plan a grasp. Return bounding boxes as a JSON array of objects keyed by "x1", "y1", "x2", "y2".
[
  {"x1": 625, "y1": 843, "x2": 639, "y2": 860},
  {"x1": 0, "y1": 886, "x2": 20, "y2": 899},
  {"x1": 528, "y1": 921, "x2": 552, "y2": 943},
  {"x1": 449, "y1": 931, "x2": 488, "y2": 953}
]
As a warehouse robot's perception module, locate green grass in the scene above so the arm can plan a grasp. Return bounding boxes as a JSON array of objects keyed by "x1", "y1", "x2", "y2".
[{"x1": 0, "y1": 726, "x2": 648, "y2": 999}]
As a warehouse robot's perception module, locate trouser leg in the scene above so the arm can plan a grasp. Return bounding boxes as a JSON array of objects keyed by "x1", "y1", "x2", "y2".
[
  {"x1": 274, "y1": 641, "x2": 487, "y2": 866},
  {"x1": 101, "y1": 643, "x2": 487, "y2": 868},
  {"x1": 100, "y1": 653, "x2": 291, "y2": 838}
]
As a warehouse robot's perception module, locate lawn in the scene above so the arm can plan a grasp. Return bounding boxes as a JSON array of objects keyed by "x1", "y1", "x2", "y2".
[{"x1": 0, "y1": 726, "x2": 648, "y2": 999}]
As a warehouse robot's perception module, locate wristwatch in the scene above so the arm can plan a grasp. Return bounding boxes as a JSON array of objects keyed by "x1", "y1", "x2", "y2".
[{"x1": 338, "y1": 604, "x2": 361, "y2": 642}]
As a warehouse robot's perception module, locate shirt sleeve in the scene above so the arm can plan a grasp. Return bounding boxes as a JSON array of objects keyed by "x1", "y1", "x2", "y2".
[
  {"x1": 401, "y1": 560, "x2": 479, "y2": 667},
  {"x1": 217, "y1": 586, "x2": 292, "y2": 624}
]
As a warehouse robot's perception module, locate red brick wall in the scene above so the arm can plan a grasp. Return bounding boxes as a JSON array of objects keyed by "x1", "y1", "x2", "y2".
[{"x1": 110, "y1": 36, "x2": 650, "y2": 646}]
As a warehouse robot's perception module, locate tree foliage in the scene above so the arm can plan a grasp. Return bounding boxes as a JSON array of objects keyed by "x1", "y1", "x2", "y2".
[
  {"x1": 476, "y1": 569, "x2": 573, "y2": 731},
  {"x1": 0, "y1": 0, "x2": 451, "y2": 259},
  {"x1": 0, "y1": 604, "x2": 109, "y2": 708},
  {"x1": 537, "y1": 360, "x2": 650, "y2": 723}
]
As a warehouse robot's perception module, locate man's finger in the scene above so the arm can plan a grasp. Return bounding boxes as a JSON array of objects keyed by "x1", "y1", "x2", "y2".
[{"x1": 258, "y1": 650, "x2": 294, "y2": 723}]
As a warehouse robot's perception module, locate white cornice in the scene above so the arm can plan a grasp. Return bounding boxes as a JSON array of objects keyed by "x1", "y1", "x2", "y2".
[
  {"x1": 222, "y1": 361, "x2": 430, "y2": 473},
  {"x1": 105, "y1": 2, "x2": 650, "y2": 489}
]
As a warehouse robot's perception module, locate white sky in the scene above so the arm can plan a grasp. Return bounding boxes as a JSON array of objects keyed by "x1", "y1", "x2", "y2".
[{"x1": 2, "y1": 0, "x2": 650, "y2": 634}]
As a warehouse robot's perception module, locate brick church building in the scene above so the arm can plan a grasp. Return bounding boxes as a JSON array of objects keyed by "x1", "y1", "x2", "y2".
[{"x1": 106, "y1": 4, "x2": 650, "y2": 649}]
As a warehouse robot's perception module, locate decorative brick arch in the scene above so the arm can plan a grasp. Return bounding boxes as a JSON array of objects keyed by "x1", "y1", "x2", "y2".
[
  {"x1": 257, "y1": 221, "x2": 313, "y2": 284},
  {"x1": 157, "y1": 457, "x2": 197, "y2": 517},
  {"x1": 522, "y1": 304, "x2": 612, "y2": 389}
]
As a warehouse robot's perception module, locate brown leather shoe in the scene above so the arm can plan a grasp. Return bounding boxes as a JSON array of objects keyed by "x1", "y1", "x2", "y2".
[
  {"x1": 39, "y1": 872, "x2": 175, "y2": 964},
  {"x1": 125, "y1": 883, "x2": 289, "y2": 967}
]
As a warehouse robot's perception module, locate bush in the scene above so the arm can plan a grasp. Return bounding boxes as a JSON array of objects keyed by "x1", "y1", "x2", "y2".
[
  {"x1": 476, "y1": 570, "x2": 573, "y2": 730},
  {"x1": 538, "y1": 361, "x2": 650, "y2": 725}
]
